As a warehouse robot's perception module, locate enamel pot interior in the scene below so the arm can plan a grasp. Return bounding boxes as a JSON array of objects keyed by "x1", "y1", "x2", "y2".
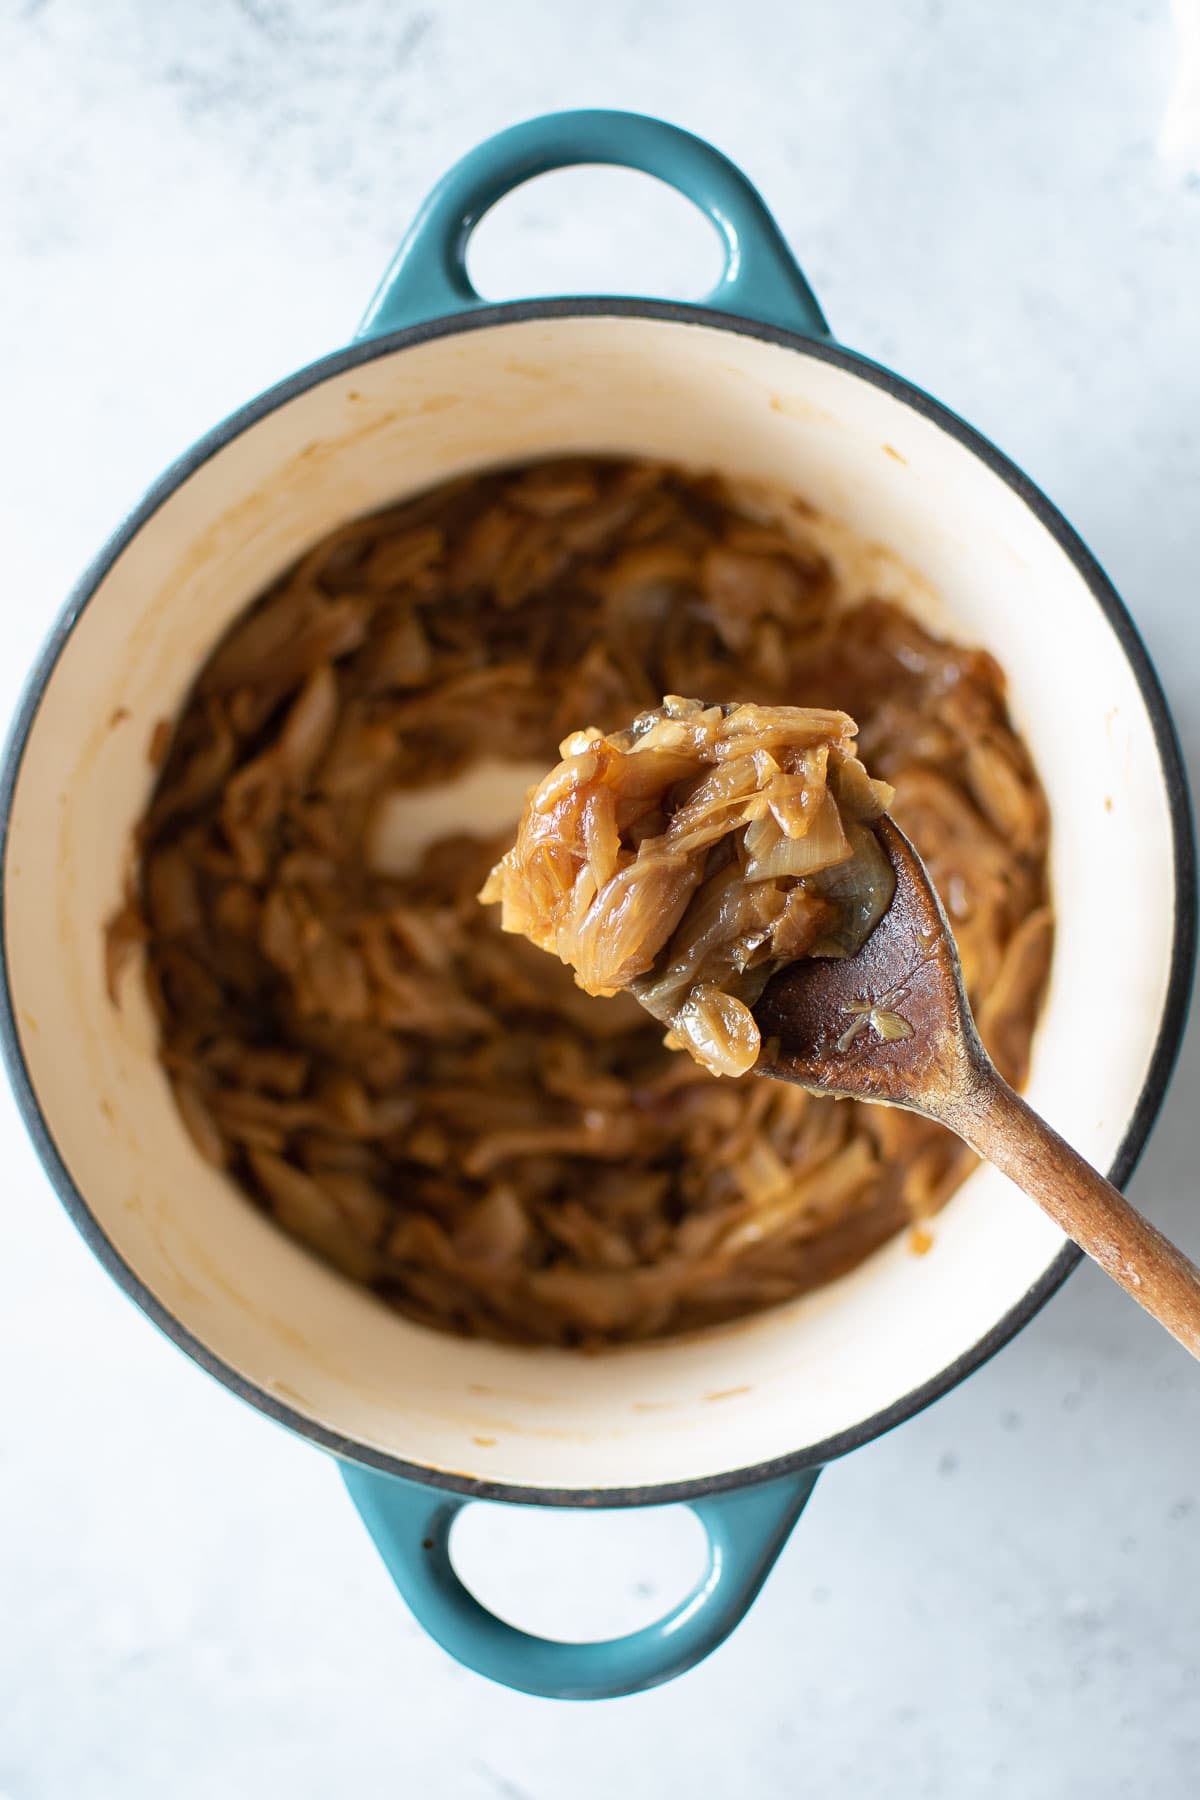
[{"x1": 2, "y1": 309, "x2": 1187, "y2": 1501}]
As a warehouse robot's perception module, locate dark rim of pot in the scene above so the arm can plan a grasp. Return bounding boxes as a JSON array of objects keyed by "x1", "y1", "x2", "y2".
[{"x1": 1, "y1": 298, "x2": 1195, "y2": 1508}]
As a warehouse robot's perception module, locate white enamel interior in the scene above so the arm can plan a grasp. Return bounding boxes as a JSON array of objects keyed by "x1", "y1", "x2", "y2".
[{"x1": 4, "y1": 315, "x2": 1178, "y2": 1494}]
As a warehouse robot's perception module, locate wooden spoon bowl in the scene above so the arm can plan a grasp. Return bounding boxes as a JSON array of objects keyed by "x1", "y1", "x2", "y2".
[{"x1": 754, "y1": 817, "x2": 1200, "y2": 1360}]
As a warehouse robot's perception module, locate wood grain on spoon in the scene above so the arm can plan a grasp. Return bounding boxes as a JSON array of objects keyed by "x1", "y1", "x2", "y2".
[{"x1": 754, "y1": 816, "x2": 1200, "y2": 1360}]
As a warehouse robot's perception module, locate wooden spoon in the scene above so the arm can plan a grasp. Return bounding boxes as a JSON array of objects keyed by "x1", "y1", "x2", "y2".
[{"x1": 752, "y1": 815, "x2": 1200, "y2": 1359}]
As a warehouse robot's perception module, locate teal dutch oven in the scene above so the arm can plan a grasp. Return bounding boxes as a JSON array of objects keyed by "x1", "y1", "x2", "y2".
[{"x1": 0, "y1": 111, "x2": 1193, "y2": 1701}]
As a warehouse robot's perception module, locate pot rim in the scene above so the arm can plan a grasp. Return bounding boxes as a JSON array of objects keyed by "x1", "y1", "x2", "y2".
[{"x1": 1, "y1": 296, "x2": 1194, "y2": 1508}]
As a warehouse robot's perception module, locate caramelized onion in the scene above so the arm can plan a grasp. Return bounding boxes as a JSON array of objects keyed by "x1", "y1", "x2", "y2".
[
  {"x1": 113, "y1": 457, "x2": 1052, "y2": 1346},
  {"x1": 483, "y1": 699, "x2": 895, "y2": 1078}
]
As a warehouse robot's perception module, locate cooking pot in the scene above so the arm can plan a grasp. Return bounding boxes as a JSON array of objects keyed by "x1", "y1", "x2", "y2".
[{"x1": 1, "y1": 110, "x2": 1193, "y2": 1702}]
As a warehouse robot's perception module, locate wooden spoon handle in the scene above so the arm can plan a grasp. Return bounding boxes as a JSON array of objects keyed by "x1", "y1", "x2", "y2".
[{"x1": 941, "y1": 1071, "x2": 1200, "y2": 1361}]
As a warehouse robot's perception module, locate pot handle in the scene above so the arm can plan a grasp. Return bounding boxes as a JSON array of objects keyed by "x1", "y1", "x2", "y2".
[
  {"x1": 340, "y1": 1460, "x2": 820, "y2": 1700},
  {"x1": 356, "y1": 109, "x2": 830, "y2": 341}
]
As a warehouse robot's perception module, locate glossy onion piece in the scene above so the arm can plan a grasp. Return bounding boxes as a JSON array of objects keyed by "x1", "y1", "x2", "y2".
[{"x1": 482, "y1": 698, "x2": 895, "y2": 1077}]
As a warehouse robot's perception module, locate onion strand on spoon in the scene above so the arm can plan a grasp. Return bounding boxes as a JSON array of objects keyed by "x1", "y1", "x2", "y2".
[{"x1": 481, "y1": 697, "x2": 896, "y2": 1077}]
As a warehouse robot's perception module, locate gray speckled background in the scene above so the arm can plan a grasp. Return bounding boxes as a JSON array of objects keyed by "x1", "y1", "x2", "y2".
[{"x1": 2, "y1": 3, "x2": 1199, "y2": 1794}]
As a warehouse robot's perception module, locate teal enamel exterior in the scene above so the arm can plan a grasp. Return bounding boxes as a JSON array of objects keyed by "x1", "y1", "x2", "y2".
[
  {"x1": 341, "y1": 108, "x2": 834, "y2": 1700},
  {"x1": 341, "y1": 1460, "x2": 821, "y2": 1700},
  {"x1": 356, "y1": 109, "x2": 830, "y2": 341}
]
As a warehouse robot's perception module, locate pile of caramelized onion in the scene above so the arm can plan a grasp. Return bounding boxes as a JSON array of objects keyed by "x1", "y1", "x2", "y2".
[
  {"x1": 483, "y1": 698, "x2": 896, "y2": 1079},
  {"x1": 113, "y1": 458, "x2": 1052, "y2": 1346}
]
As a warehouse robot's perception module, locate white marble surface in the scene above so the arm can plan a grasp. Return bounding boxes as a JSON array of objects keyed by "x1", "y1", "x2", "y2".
[{"x1": 2, "y1": 2, "x2": 1200, "y2": 1794}]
